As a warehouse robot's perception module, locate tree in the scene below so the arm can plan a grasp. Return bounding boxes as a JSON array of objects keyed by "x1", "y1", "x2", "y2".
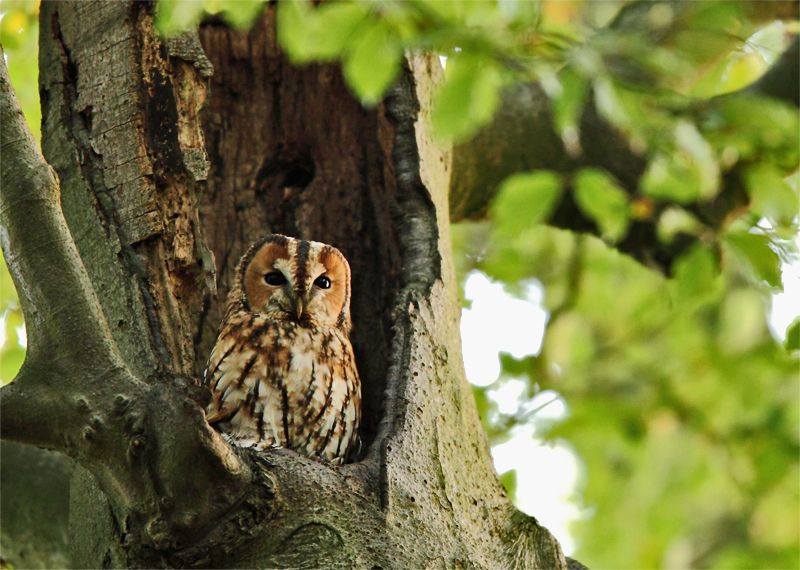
[
  {"x1": 1, "y1": 1, "x2": 797, "y2": 568},
  {"x1": 0, "y1": 2, "x2": 567, "y2": 567}
]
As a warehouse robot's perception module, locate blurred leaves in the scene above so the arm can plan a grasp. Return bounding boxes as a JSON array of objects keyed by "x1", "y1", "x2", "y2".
[
  {"x1": 786, "y1": 319, "x2": 800, "y2": 352},
  {"x1": 0, "y1": 257, "x2": 25, "y2": 385},
  {"x1": 723, "y1": 231, "x2": 782, "y2": 289},
  {"x1": 1, "y1": 0, "x2": 41, "y2": 142},
  {"x1": 492, "y1": 171, "x2": 562, "y2": 235},
  {"x1": 453, "y1": 4, "x2": 799, "y2": 557},
  {"x1": 458, "y1": 217, "x2": 798, "y2": 568},
  {"x1": 156, "y1": 0, "x2": 265, "y2": 35},
  {"x1": 498, "y1": 469, "x2": 517, "y2": 499},
  {"x1": 431, "y1": 53, "x2": 502, "y2": 142},
  {"x1": 745, "y1": 165, "x2": 799, "y2": 229},
  {"x1": 573, "y1": 169, "x2": 630, "y2": 242},
  {"x1": 342, "y1": 20, "x2": 402, "y2": 105},
  {"x1": 277, "y1": 1, "x2": 369, "y2": 62}
]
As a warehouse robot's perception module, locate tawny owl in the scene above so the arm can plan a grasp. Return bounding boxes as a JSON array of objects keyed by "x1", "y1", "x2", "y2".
[{"x1": 204, "y1": 234, "x2": 361, "y2": 464}]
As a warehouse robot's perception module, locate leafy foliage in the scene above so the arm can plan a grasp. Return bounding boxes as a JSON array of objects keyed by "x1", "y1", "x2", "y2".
[
  {"x1": 445, "y1": 2, "x2": 799, "y2": 569},
  {"x1": 0, "y1": 0, "x2": 40, "y2": 142}
]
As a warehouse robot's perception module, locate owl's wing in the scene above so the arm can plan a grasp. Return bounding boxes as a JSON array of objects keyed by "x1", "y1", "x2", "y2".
[
  {"x1": 205, "y1": 406, "x2": 237, "y2": 425},
  {"x1": 203, "y1": 328, "x2": 242, "y2": 424}
]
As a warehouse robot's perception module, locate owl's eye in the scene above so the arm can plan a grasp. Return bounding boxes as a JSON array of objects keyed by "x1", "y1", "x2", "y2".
[
  {"x1": 264, "y1": 271, "x2": 287, "y2": 286},
  {"x1": 314, "y1": 275, "x2": 331, "y2": 289}
]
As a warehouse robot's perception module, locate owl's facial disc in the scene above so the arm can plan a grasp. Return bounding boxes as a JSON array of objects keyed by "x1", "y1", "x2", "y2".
[{"x1": 241, "y1": 236, "x2": 351, "y2": 329}]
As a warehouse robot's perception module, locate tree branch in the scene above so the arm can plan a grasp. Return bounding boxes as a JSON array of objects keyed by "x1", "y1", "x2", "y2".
[
  {"x1": 1, "y1": 44, "x2": 252, "y2": 561},
  {"x1": 0, "y1": 46, "x2": 127, "y2": 381}
]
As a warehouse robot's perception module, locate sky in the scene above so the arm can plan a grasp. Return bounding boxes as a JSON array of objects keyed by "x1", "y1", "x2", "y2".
[{"x1": 460, "y1": 271, "x2": 581, "y2": 554}]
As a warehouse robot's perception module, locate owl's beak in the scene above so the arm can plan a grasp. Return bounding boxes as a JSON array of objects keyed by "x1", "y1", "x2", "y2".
[{"x1": 293, "y1": 297, "x2": 305, "y2": 320}]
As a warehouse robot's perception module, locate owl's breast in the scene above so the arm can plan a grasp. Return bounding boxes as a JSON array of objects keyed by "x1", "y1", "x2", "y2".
[{"x1": 204, "y1": 312, "x2": 361, "y2": 463}]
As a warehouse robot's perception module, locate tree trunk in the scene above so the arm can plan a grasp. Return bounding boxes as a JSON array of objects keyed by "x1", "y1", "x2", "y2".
[{"x1": 0, "y1": 2, "x2": 565, "y2": 568}]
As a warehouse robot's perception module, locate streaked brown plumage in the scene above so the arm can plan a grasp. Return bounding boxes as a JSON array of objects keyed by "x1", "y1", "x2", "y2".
[{"x1": 204, "y1": 235, "x2": 361, "y2": 464}]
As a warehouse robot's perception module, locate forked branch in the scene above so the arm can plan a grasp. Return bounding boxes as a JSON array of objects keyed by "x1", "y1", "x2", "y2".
[
  {"x1": 0, "y1": 46, "x2": 134, "y2": 444},
  {"x1": 1, "y1": 48, "x2": 251, "y2": 561}
]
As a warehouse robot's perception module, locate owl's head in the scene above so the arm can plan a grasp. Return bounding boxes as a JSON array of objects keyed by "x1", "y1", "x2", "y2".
[{"x1": 234, "y1": 234, "x2": 352, "y2": 331}]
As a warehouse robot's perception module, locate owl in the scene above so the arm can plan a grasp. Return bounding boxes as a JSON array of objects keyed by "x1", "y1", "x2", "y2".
[{"x1": 203, "y1": 234, "x2": 361, "y2": 465}]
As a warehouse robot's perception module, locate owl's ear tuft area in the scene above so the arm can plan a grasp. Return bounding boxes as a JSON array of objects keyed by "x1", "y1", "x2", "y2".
[{"x1": 237, "y1": 234, "x2": 292, "y2": 279}]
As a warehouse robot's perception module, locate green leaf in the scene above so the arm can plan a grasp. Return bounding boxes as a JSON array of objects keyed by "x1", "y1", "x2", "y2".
[
  {"x1": 641, "y1": 153, "x2": 699, "y2": 204},
  {"x1": 499, "y1": 469, "x2": 518, "y2": 499},
  {"x1": 671, "y1": 244, "x2": 721, "y2": 307},
  {"x1": 593, "y1": 77, "x2": 648, "y2": 137},
  {"x1": 704, "y1": 95, "x2": 799, "y2": 169},
  {"x1": 432, "y1": 54, "x2": 502, "y2": 142},
  {"x1": 641, "y1": 121, "x2": 719, "y2": 203},
  {"x1": 657, "y1": 207, "x2": 704, "y2": 243},
  {"x1": 156, "y1": 0, "x2": 206, "y2": 36},
  {"x1": 552, "y1": 66, "x2": 588, "y2": 133},
  {"x1": 785, "y1": 318, "x2": 800, "y2": 352},
  {"x1": 214, "y1": 0, "x2": 264, "y2": 29},
  {"x1": 278, "y1": 1, "x2": 369, "y2": 63},
  {"x1": 718, "y1": 289, "x2": 765, "y2": 354},
  {"x1": 342, "y1": 21, "x2": 402, "y2": 105},
  {"x1": 574, "y1": 169, "x2": 630, "y2": 242},
  {"x1": 491, "y1": 171, "x2": 562, "y2": 234},
  {"x1": 723, "y1": 232, "x2": 782, "y2": 288},
  {"x1": 745, "y1": 165, "x2": 799, "y2": 227},
  {"x1": 673, "y1": 120, "x2": 719, "y2": 200}
]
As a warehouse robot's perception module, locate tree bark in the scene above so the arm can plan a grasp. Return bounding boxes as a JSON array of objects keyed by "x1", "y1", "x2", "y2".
[{"x1": 1, "y1": 3, "x2": 565, "y2": 568}]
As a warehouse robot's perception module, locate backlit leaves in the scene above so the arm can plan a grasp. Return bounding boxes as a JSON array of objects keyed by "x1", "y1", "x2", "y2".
[
  {"x1": 573, "y1": 169, "x2": 630, "y2": 242},
  {"x1": 723, "y1": 231, "x2": 782, "y2": 289},
  {"x1": 432, "y1": 54, "x2": 502, "y2": 142},
  {"x1": 342, "y1": 20, "x2": 402, "y2": 106},
  {"x1": 491, "y1": 171, "x2": 562, "y2": 235},
  {"x1": 277, "y1": 1, "x2": 369, "y2": 63}
]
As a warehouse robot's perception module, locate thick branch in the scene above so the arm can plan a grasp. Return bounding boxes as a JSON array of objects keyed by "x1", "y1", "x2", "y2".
[
  {"x1": 450, "y1": 34, "x2": 800, "y2": 272},
  {"x1": 2, "y1": 41, "x2": 251, "y2": 562},
  {"x1": 1, "y1": 46, "x2": 143, "y2": 457},
  {"x1": 0, "y1": 47, "x2": 131, "y2": 394}
]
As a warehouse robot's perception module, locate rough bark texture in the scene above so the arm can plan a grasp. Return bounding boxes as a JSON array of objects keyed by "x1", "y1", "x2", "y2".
[{"x1": 1, "y1": 2, "x2": 564, "y2": 568}]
